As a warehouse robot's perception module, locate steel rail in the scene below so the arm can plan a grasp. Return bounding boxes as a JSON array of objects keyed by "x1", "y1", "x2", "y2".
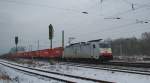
[
  {"x1": 59, "y1": 62, "x2": 150, "y2": 75},
  {"x1": 0, "y1": 62, "x2": 73, "y2": 83},
  {"x1": 0, "y1": 60, "x2": 113, "y2": 83},
  {"x1": 105, "y1": 61, "x2": 150, "y2": 68}
]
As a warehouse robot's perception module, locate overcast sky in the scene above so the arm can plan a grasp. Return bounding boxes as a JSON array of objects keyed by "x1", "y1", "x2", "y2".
[{"x1": 0, "y1": 0, "x2": 150, "y2": 54}]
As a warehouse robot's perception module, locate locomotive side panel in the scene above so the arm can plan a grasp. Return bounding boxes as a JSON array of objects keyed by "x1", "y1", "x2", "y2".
[
  {"x1": 80, "y1": 44, "x2": 91, "y2": 58},
  {"x1": 63, "y1": 44, "x2": 82, "y2": 58},
  {"x1": 63, "y1": 46, "x2": 75, "y2": 58},
  {"x1": 63, "y1": 42, "x2": 100, "y2": 59}
]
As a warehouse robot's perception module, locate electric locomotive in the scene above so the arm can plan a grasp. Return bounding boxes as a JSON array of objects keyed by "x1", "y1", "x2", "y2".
[{"x1": 63, "y1": 39, "x2": 113, "y2": 61}]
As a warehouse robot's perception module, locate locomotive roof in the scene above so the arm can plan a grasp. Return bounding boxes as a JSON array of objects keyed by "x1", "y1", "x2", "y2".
[
  {"x1": 66, "y1": 42, "x2": 87, "y2": 47},
  {"x1": 70, "y1": 43, "x2": 80, "y2": 45},
  {"x1": 88, "y1": 39, "x2": 102, "y2": 42},
  {"x1": 66, "y1": 39, "x2": 102, "y2": 47},
  {"x1": 66, "y1": 43, "x2": 80, "y2": 47}
]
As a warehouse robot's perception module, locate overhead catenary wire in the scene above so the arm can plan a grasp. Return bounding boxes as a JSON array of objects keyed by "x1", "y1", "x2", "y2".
[
  {"x1": 1, "y1": 0, "x2": 88, "y2": 14},
  {"x1": 3, "y1": 0, "x2": 150, "y2": 17},
  {"x1": 67, "y1": 21, "x2": 150, "y2": 39},
  {"x1": 105, "y1": 1, "x2": 150, "y2": 18},
  {"x1": 110, "y1": 26, "x2": 150, "y2": 37},
  {"x1": 2, "y1": 0, "x2": 150, "y2": 42},
  {"x1": 69, "y1": 26, "x2": 150, "y2": 42},
  {"x1": 68, "y1": 21, "x2": 145, "y2": 35},
  {"x1": 121, "y1": 0, "x2": 133, "y2": 5},
  {"x1": 67, "y1": 0, "x2": 150, "y2": 39},
  {"x1": 2, "y1": 0, "x2": 150, "y2": 19}
]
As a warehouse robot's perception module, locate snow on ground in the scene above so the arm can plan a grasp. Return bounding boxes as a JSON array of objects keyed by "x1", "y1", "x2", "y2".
[
  {"x1": 0, "y1": 63, "x2": 63, "y2": 83},
  {"x1": 23, "y1": 59, "x2": 150, "y2": 83},
  {"x1": 2, "y1": 59, "x2": 150, "y2": 83},
  {"x1": 35, "y1": 62, "x2": 150, "y2": 83}
]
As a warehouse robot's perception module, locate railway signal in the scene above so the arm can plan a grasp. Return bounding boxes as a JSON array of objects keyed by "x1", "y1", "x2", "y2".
[
  {"x1": 49, "y1": 24, "x2": 54, "y2": 49},
  {"x1": 15, "y1": 36, "x2": 18, "y2": 52}
]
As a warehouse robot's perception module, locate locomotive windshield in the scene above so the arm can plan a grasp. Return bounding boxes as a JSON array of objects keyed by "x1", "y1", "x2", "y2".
[{"x1": 99, "y1": 43, "x2": 110, "y2": 48}]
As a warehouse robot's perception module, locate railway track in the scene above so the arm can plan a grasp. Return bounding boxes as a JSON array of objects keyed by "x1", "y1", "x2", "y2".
[
  {"x1": 0, "y1": 60, "x2": 113, "y2": 83},
  {"x1": 62, "y1": 59, "x2": 150, "y2": 68},
  {"x1": 105, "y1": 61, "x2": 150, "y2": 68},
  {"x1": 59, "y1": 62, "x2": 150, "y2": 75}
]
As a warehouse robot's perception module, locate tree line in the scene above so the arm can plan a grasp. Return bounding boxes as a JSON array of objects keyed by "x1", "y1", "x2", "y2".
[{"x1": 111, "y1": 32, "x2": 150, "y2": 56}]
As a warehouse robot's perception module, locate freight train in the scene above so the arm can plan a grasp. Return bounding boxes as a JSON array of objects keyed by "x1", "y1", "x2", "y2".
[{"x1": 7, "y1": 39, "x2": 113, "y2": 62}]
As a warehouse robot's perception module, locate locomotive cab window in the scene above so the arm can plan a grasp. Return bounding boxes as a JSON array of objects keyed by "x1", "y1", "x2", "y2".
[
  {"x1": 99, "y1": 43, "x2": 110, "y2": 48},
  {"x1": 93, "y1": 44, "x2": 96, "y2": 48}
]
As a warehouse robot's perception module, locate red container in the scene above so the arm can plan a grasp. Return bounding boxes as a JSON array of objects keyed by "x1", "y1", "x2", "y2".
[
  {"x1": 39, "y1": 47, "x2": 63, "y2": 58},
  {"x1": 11, "y1": 47, "x2": 63, "y2": 59}
]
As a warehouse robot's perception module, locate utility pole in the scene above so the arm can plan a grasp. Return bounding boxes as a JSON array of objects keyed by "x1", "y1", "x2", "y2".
[
  {"x1": 62, "y1": 30, "x2": 64, "y2": 48},
  {"x1": 119, "y1": 44, "x2": 122, "y2": 56},
  {"x1": 29, "y1": 45, "x2": 32, "y2": 51},
  {"x1": 68, "y1": 37, "x2": 75, "y2": 45},
  {"x1": 37, "y1": 40, "x2": 39, "y2": 50},
  {"x1": 37, "y1": 40, "x2": 40, "y2": 57},
  {"x1": 50, "y1": 39, "x2": 52, "y2": 49},
  {"x1": 29, "y1": 45, "x2": 33, "y2": 61}
]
